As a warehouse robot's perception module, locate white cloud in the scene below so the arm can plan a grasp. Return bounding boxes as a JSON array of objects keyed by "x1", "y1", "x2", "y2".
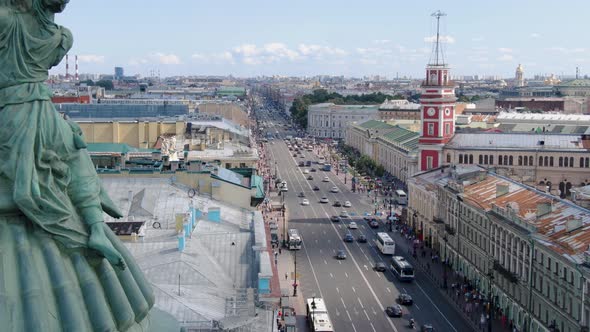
[
  {"x1": 128, "y1": 58, "x2": 148, "y2": 66},
  {"x1": 150, "y1": 53, "x2": 181, "y2": 65},
  {"x1": 498, "y1": 54, "x2": 514, "y2": 61},
  {"x1": 471, "y1": 36, "x2": 484, "y2": 42},
  {"x1": 424, "y1": 35, "x2": 455, "y2": 44},
  {"x1": 372, "y1": 39, "x2": 391, "y2": 45},
  {"x1": 77, "y1": 54, "x2": 105, "y2": 63},
  {"x1": 530, "y1": 33, "x2": 541, "y2": 38},
  {"x1": 298, "y1": 44, "x2": 347, "y2": 57},
  {"x1": 192, "y1": 51, "x2": 235, "y2": 64},
  {"x1": 230, "y1": 42, "x2": 345, "y2": 65},
  {"x1": 547, "y1": 47, "x2": 586, "y2": 54},
  {"x1": 498, "y1": 47, "x2": 513, "y2": 53},
  {"x1": 232, "y1": 44, "x2": 259, "y2": 57}
]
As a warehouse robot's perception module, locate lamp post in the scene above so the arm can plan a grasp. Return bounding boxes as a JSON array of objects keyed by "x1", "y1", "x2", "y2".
[
  {"x1": 388, "y1": 190, "x2": 394, "y2": 232},
  {"x1": 293, "y1": 249, "x2": 298, "y2": 296}
]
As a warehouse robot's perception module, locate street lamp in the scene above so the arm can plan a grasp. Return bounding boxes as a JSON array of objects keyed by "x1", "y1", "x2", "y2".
[{"x1": 293, "y1": 249, "x2": 298, "y2": 296}]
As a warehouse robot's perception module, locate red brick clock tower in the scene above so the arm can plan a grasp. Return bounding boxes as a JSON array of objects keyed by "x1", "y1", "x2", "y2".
[{"x1": 418, "y1": 11, "x2": 456, "y2": 171}]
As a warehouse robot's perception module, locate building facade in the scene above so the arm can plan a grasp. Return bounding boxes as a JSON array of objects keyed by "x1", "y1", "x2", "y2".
[
  {"x1": 409, "y1": 166, "x2": 590, "y2": 332},
  {"x1": 307, "y1": 103, "x2": 379, "y2": 139},
  {"x1": 378, "y1": 99, "x2": 421, "y2": 121}
]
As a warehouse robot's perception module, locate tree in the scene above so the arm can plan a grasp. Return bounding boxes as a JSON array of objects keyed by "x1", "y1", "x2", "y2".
[
  {"x1": 95, "y1": 80, "x2": 114, "y2": 90},
  {"x1": 80, "y1": 79, "x2": 95, "y2": 86}
]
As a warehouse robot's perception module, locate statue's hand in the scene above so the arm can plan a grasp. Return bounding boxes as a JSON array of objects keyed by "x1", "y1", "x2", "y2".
[{"x1": 88, "y1": 223, "x2": 126, "y2": 270}]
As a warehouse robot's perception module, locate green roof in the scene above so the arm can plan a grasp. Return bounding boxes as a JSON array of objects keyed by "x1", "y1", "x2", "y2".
[
  {"x1": 251, "y1": 175, "x2": 265, "y2": 199},
  {"x1": 217, "y1": 86, "x2": 246, "y2": 95},
  {"x1": 380, "y1": 126, "x2": 420, "y2": 151},
  {"x1": 358, "y1": 120, "x2": 395, "y2": 129},
  {"x1": 87, "y1": 143, "x2": 158, "y2": 154},
  {"x1": 557, "y1": 79, "x2": 590, "y2": 87}
]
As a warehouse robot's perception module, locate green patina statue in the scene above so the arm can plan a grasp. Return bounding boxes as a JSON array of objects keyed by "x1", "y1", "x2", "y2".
[{"x1": 0, "y1": 1, "x2": 178, "y2": 331}]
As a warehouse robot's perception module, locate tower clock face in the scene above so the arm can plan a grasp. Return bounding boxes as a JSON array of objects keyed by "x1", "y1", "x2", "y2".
[
  {"x1": 427, "y1": 108, "x2": 436, "y2": 116},
  {"x1": 445, "y1": 108, "x2": 451, "y2": 116}
]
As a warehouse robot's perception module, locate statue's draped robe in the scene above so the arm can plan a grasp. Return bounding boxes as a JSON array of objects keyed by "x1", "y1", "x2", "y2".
[{"x1": 0, "y1": 3, "x2": 156, "y2": 331}]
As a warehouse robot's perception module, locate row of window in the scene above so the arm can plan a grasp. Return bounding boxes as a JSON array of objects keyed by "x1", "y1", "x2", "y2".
[{"x1": 454, "y1": 153, "x2": 590, "y2": 169}]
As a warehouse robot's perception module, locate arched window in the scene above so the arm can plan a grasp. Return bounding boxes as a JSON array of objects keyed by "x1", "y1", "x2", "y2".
[
  {"x1": 484, "y1": 155, "x2": 489, "y2": 164},
  {"x1": 569, "y1": 157, "x2": 574, "y2": 167},
  {"x1": 499, "y1": 155, "x2": 503, "y2": 165},
  {"x1": 518, "y1": 156, "x2": 523, "y2": 166},
  {"x1": 549, "y1": 157, "x2": 554, "y2": 167},
  {"x1": 529, "y1": 156, "x2": 534, "y2": 165},
  {"x1": 539, "y1": 156, "x2": 544, "y2": 167},
  {"x1": 523, "y1": 156, "x2": 528, "y2": 166},
  {"x1": 489, "y1": 155, "x2": 494, "y2": 165},
  {"x1": 544, "y1": 156, "x2": 548, "y2": 166},
  {"x1": 564, "y1": 157, "x2": 569, "y2": 167},
  {"x1": 447, "y1": 154, "x2": 451, "y2": 163},
  {"x1": 586, "y1": 158, "x2": 589, "y2": 168},
  {"x1": 469, "y1": 155, "x2": 474, "y2": 164},
  {"x1": 479, "y1": 155, "x2": 483, "y2": 164},
  {"x1": 509, "y1": 156, "x2": 514, "y2": 165},
  {"x1": 459, "y1": 154, "x2": 463, "y2": 164},
  {"x1": 559, "y1": 157, "x2": 563, "y2": 167},
  {"x1": 581, "y1": 157, "x2": 585, "y2": 168}
]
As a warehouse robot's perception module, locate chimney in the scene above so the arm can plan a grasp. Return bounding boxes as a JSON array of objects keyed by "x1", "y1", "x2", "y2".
[
  {"x1": 75, "y1": 55, "x2": 79, "y2": 81},
  {"x1": 566, "y1": 216, "x2": 583, "y2": 232},
  {"x1": 536, "y1": 202, "x2": 552, "y2": 217},
  {"x1": 496, "y1": 183, "x2": 509, "y2": 197},
  {"x1": 65, "y1": 54, "x2": 69, "y2": 79}
]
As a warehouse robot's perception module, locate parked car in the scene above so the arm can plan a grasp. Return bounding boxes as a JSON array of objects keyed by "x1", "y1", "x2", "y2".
[
  {"x1": 348, "y1": 222, "x2": 358, "y2": 229},
  {"x1": 301, "y1": 199, "x2": 310, "y2": 206},
  {"x1": 320, "y1": 196, "x2": 329, "y2": 204},
  {"x1": 340, "y1": 211, "x2": 349, "y2": 218},
  {"x1": 307, "y1": 175, "x2": 313, "y2": 180},
  {"x1": 298, "y1": 192, "x2": 305, "y2": 198},
  {"x1": 343, "y1": 233, "x2": 354, "y2": 242},
  {"x1": 421, "y1": 324, "x2": 434, "y2": 332},
  {"x1": 385, "y1": 305, "x2": 403, "y2": 317},
  {"x1": 330, "y1": 187, "x2": 339, "y2": 193},
  {"x1": 331, "y1": 215, "x2": 341, "y2": 222},
  {"x1": 344, "y1": 201, "x2": 352, "y2": 208},
  {"x1": 313, "y1": 185, "x2": 320, "y2": 191},
  {"x1": 336, "y1": 249, "x2": 347, "y2": 260},
  {"x1": 374, "y1": 262, "x2": 387, "y2": 272},
  {"x1": 369, "y1": 220, "x2": 379, "y2": 228},
  {"x1": 310, "y1": 168, "x2": 317, "y2": 172},
  {"x1": 270, "y1": 233, "x2": 279, "y2": 246},
  {"x1": 333, "y1": 201, "x2": 342, "y2": 207},
  {"x1": 303, "y1": 169, "x2": 310, "y2": 174},
  {"x1": 397, "y1": 293, "x2": 413, "y2": 305},
  {"x1": 358, "y1": 234, "x2": 367, "y2": 243}
]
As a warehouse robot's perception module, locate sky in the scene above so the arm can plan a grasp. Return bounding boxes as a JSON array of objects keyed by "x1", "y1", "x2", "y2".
[{"x1": 51, "y1": 0, "x2": 589, "y2": 79}]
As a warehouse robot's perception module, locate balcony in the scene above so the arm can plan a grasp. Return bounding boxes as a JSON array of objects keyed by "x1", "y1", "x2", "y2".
[
  {"x1": 445, "y1": 224, "x2": 456, "y2": 235},
  {"x1": 493, "y1": 260, "x2": 519, "y2": 284},
  {"x1": 433, "y1": 217, "x2": 444, "y2": 224}
]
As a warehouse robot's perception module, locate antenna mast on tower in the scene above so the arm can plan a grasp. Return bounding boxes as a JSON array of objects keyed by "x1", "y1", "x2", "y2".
[{"x1": 431, "y1": 10, "x2": 447, "y2": 66}]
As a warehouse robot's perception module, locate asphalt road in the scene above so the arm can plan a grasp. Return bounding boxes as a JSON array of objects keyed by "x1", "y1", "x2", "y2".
[{"x1": 257, "y1": 108, "x2": 473, "y2": 332}]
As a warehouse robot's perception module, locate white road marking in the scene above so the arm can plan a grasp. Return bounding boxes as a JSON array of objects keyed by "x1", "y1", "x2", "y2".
[
  {"x1": 415, "y1": 281, "x2": 458, "y2": 332},
  {"x1": 363, "y1": 309, "x2": 370, "y2": 320},
  {"x1": 330, "y1": 273, "x2": 333, "y2": 278},
  {"x1": 363, "y1": 265, "x2": 368, "y2": 271},
  {"x1": 346, "y1": 310, "x2": 353, "y2": 321},
  {"x1": 338, "y1": 260, "x2": 342, "y2": 264},
  {"x1": 336, "y1": 287, "x2": 340, "y2": 294},
  {"x1": 358, "y1": 297, "x2": 364, "y2": 308},
  {"x1": 386, "y1": 287, "x2": 391, "y2": 293},
  {"x1": 352, "y1": 286, "x2": 356, "y2": 293},
  {"x1": 415, "y1": 304, "x2": 421, "y2": 310},
  {"x1": 340, "y1": 297, "x2": 347, "y2": 308},
  {"x1": 345, "y1": 272, "x2": 349, "y2": 278},
  {"x1": 376, "y1": 271, "x2": 382, "y2": 279},
  {"x1": 324, "y1": 259, "x2": 327, "y2": 265},
  {"x1": 369, "y1": 322, "x2": 377, "y2": 332}
]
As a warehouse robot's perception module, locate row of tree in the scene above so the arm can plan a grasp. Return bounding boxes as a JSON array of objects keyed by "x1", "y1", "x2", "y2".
[
  {"x1": 80, "y1": 79, "x2": 114, "y2": 90},
  {"x1": 289, "y1": 89, "x2": 406, "y2": 128}
]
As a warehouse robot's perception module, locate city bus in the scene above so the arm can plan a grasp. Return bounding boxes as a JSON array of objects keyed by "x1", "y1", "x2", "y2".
[
  {"x1": 375, "y1": 232, "x2": 395, "y2": 255},
  {"x1": 391, "y1": 256, "x2": 415, "y2": 281},
  {"x1": 288, "y1": 229, "x2": 302, "y2": 250},
  {"x1": 394, "y1": 189, "x2": 408, "y2": 205},
  {"x1": 306, "y1": 298, "x2": 334, "y2": 332}
]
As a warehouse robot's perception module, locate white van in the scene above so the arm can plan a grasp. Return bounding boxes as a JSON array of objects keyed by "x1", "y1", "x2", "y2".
[{"x1": 394, "y1": 190, "x2": 408, "y2": 205}]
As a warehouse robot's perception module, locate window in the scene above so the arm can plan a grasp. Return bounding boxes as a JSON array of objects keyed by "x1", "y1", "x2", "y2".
[
  {"x1": 550, "y1": 157, "x2": 554, "y2": 166},
  {"x1": 427, "y1": 123, "x2": 434, "y2": 135},
  {"x1": 519, "y1": 156, "x2": 523, "y2": 166},
  {"x1": 540, "y1": 156, "x2": 544, "y2": 166},
  {"x1": 479, "y1": 155, "x2": 483, "y2": 164},
  {"x1": 427, "y1": 156, "x2": 433, "y2": 169},
  {"x1": 469, "y1": 155, "x2": 474, "y2": 164},
  {"x1": 581, "y1": 157, "x2": 585, "y2": 168},
  {"x1": 459, "y1": 154, "x2": 464, "y2": 163},
  {"x1": 484, "y1": 155, "x2": 489, "y2": 164},
  {"x1": 570, "y1": 157, "x2": 574, "y2": 167},
  {"x1": 499, "y1": 155, "x2": 503, "y2": 165},
  {"x1": 564, "y1": 157, "x2": 569, "y2": 167},
  {"x1": 524, "y1": 156, "x2": 528, "y2": 166},
  {"x1": 559, "y1": 157, "x2": 563, "y2": 167},
  {"x1": 447, "y1": 154, "x2": 451, "y2": 163},
  {"x1": 490, "y1": 155, "x2": 494, "y2": 164},
  {"x1": 509, "y1": 156, "x2": 514, "y2": 165}
]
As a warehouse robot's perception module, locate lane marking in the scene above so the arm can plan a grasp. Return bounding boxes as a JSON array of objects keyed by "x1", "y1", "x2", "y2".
[
  {"x1": 415, "y1": 281, "x2": 458, "y2": 332},
  {"x1": 386, "y1": 287, "x2": 391, "y2": 293},
  {"x1": 346, "y1": 310, "x2": 353, "y2": 321},
  {"x1": 369, "y1": 322, "x2": 377, "y2": 332},
  {"x1": 340, "y1": 297, "x2": 347, "y2": 308},
  {"x1": 336, "y1": 287, "x2": 340, "y2": 294},
  {"x1": 352, "y1": 286, "x2": 356, "y2": 293},
  {"x1": 324, "y1": 259, "x2": 327, "y2": 265},
  {"x1": 330, "y1": 273, "x2": 333, "y2": 278},
  {"x1": 415, "y1": 304, "x2": 421, "y2": 310},
  {"x1": 358, "y1": 297, "x2": 364, "y2": 308},
  {"x1": 345, "y1": 272, "x2": 349, "y2": 278}
]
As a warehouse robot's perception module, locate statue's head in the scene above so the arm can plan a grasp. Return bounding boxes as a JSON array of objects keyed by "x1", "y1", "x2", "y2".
[{"x1": 42, "y1": 0, "x2": 68, "y2": 13}]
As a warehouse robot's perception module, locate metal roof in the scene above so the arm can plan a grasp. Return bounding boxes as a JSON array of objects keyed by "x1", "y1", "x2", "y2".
[{"x1": 446, "y1": 132, "x2": 589, "y2": 151}]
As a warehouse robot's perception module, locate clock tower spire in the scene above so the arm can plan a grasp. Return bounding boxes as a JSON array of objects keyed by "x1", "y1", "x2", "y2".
[{"x1": 418, "y1": 10, "x2": 456, "y2": 171}]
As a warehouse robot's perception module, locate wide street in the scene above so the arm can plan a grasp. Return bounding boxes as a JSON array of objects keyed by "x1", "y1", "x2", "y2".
[{"x1": 257, "y1": 108, "x2": 473, "y2": 332}]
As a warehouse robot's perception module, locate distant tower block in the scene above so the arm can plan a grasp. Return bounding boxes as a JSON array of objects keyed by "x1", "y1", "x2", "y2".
[
  {"x1": 418, "y1": 10, "x2": 456, "y2": 171},
  {"x1": 515, "y1": 64, "x2": 524, "y2": 87},
  {"x1": 115, "y1": 66, "x2": 124, "y2": 80}
]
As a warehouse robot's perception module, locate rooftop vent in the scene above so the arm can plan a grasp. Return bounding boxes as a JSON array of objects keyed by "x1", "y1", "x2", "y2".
[
  {"x1": 566, "y1": 216, "x2": 583, "y2": 233},
  {"x1": 496, "y1": 183, "x2": 509, "y2": 198}
]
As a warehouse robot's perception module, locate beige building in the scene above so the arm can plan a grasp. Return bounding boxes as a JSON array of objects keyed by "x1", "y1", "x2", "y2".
[
  {"x1": 307, "y1": 103, "x2": 379, "y2": 139},
  {"x1": 409, "y1": 166, "x2": 590, "y2": 332},
  {"x1": 378, "y1": 99, "x2": 421, "y2": 121},
  {"x1": 197, "y1": 102, "x2": 249, "y2": 127}
]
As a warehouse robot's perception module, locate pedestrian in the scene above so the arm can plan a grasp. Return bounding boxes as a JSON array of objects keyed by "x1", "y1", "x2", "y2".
[
  {"x1": 279, "y1": 247, "x2": 282, "y2": 254},
  {"x1": 285, "y1": 272, "x2": 288, "y2": 280}
]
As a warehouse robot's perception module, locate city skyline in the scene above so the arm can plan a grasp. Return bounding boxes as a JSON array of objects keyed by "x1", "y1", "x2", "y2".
[{"x1": 51, "y1": 0, "x2": 588, "y2": 78}]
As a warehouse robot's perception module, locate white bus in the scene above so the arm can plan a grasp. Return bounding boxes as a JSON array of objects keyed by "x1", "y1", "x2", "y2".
[
  {"x1": 306, "y1": 298, "x2": 334, "y2": 332},
  {"x1": 288, "y1": 229, "x2": 302, "y2": 250},
  {"x1": 375, "y1": 232, "x2": 395, "y2": 255},
  {"x1": 394, "y1": 189, "x2": 408, "y2": 205},
  {"x1": 391, "y1": 256, "x2": 415, "y2": 281}
]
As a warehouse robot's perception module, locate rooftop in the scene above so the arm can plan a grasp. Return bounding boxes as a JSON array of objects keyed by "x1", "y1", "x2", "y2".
[
  {"x1": 356, "y1": 119, "x2": 395, "y2": 129},
  {"x1": 378, "y1": 125, "x2": 420, "y2": 152},
  {"x1": 557, "y1": 79, "x2": 590, "y2": 87},
  {"x1": 446, "y1": 132, "x2": 590, "y2": 151},
  {"x1": 185, "y1": 142, "x2": 259, "y2": 161}
]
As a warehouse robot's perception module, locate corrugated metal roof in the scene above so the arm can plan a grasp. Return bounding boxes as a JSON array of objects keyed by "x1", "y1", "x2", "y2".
[{"x1": 447, "y1": 132, "x2": 588, "y2": 151}]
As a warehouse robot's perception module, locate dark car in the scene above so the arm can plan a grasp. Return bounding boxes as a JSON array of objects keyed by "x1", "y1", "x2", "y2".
[
  {"x1": 397, "y1": 293, "x2": 413, "y2": 305},
  {"x1": 333, "y1": 201, "x2": 342, "y2": 207},
  {"x1": 298, "y1": 161, "x2": 304, "y2": 167},
  {"x1": 421, "y1": 324, "x2": 434, "y2": 332},
  {"x1": 331, "y1": 215, "x2": 341, "y2": 222},
  {"x1": 298, "y1": 192, "x2": 305, "y2": 198},
  {"x1": 374, "y1": 262, "x2": 387, "y2": 272},
  {"x1": 358, "y1": 234, "x2": 367, "y2": 243},
  {"x1": 293, "y1": 154, "x2": 298, "y2": 157},
  {"x1": 307, "y1": 175, "x2": 313, "y2": 180},
  {"x1": 343, "y1": 233, "x2": 354, "y2": 242},
  {"x1": 369, "y1": 220, "x2": 379, "y2": 228},
  {"x1": 336, "y1": 249, "x2": 347, "y2": 260},
  {"x1": 310, "y1": 168, "x2": 316, "y2": 172},
  {"x1": 313, "y1": 186, "x2": 320, "y2": 191},
  {"x1": 385, "y1": 305, "x2": 403, "y2": 317},
  {"x1": 270, "y1": 233, "x2": 279, "y2": 246},
  {"x1": 305, "y1": 161, "x2": 312, "y2": 166}
]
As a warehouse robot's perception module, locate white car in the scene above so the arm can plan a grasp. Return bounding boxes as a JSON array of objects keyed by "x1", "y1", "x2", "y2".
[
  {"x1": 348, "y1": 222, "x2": 358, "y2": 229},
  {"x1": 320, "y1": 196, "x2": 329, "y2": 204},
  {"x1": 330, "y1": 187, "x2": 339, "y2": 193},
  {"x1": 344, "y1": 201, "x2": 352, "y2": 208},
  {"x1": 281, "y1": 186, "x2": 288, "y2": 192},
  {"x1": 323, "y1": 176, "x2": 330, "y2": 182},
  {"x1": 340, "y1": 210, "x2": 349, "y2": 218},
  {"x1": 303, "y1": 169, "x2": 310, "y2": 174},
  {"x1": 301, "y1": 199, "x2": 310, "y2": 206}
]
